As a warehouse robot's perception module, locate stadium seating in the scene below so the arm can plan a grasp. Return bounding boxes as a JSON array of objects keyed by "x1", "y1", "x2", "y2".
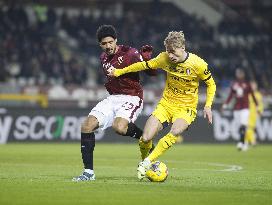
[{"x1": 0, "y1": 1, "x2": 271, "y2": 96}]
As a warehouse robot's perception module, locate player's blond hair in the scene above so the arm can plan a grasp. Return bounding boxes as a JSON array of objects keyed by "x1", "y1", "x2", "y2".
[{"x1": 164, "y1": 31, "x2": 185, "y2": 49}]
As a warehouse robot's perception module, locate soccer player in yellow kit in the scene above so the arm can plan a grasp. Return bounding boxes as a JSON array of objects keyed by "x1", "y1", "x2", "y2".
[
  {"x1": 109, "y1": 31, "x2": 216, "y2": 179},
  {"x1": 245, "y1": 81, "x2": 264, "y2": 145}
]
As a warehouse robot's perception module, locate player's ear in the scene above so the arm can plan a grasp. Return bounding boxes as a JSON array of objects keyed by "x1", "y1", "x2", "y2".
[{"x1": 98, "y1": 40, "x2": 103, "y2": 47}]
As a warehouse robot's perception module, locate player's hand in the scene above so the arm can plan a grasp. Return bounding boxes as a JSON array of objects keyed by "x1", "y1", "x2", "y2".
[
  {"x1": 107, "y1": 66, "x2": 116, "y2": 77},
  {"x1": 140, "y1": 45, "x2": 153, "y2": 61},
  {"x1": 204, "y1": 106, "x2": 213, "y2": 124}
]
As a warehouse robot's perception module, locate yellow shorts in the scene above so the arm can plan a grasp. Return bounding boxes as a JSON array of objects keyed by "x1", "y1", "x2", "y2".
[{"x1": 152, "y1": 98, "x2": 197, "y2": 125}]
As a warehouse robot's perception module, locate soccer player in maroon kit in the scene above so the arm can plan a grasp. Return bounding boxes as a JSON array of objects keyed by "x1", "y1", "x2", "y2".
[
  {"x1": 73, "y1": 25, "x2": 156, "y2": 181},
  {"x1": 222, "y1": 68, "x2": 258, "y2": 151}
]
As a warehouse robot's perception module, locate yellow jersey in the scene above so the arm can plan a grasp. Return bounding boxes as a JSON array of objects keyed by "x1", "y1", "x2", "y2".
[
  {"x1": 248, "y1": 90, "x2": 263, "y2": 127},
  {"x1": 114, "y1": 52, "x2": 216, "y2": 109}
]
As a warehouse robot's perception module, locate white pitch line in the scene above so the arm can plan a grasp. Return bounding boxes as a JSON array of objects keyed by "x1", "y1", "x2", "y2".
[
  {"x1": 96, "y1": 158, "x2": 243, "y2": 172},
  {"x1": 205, "y1": 162, "x2": 243, "y2": 172},
  {"x1": 167, "y1": 160, "x2": 243, "y2": 172}
]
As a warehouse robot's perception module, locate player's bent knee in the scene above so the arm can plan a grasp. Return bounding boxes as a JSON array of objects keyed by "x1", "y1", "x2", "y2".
[
  {"x1": 170, "y1": 128, "x2": 183, "y2": 136},
  {"x1": 112, "y1": 121, "x2": 128, "y2": 135},
  {"x1": 142, "y1": 135, "x2": 152, "y2": 143},
  {"x1": 81, "y1": 116, "x2": 99, "y2": 133},
  {"x1": 81, "y1": 123, "x2": 92, "y2": 133}
]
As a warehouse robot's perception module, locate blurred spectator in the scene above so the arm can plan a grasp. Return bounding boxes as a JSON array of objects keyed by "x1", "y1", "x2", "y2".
[{"x1": 0, "y1": 1, "x2": 271, "y2": 95}]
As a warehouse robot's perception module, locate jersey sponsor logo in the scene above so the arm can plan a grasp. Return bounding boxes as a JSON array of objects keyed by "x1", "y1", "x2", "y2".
[
  {"x1": 103, "y1": 62, "x2": 115, "y2": 75},
  {"x1": 167, "y1": 66, "x2": 177, "y2": 72},
  {"x1": 171, "y1": 66, "x2": 191, "y2": 75},
  {"x1": 235, "y1": 87, "x2": 244, "y2": 97},
  {"x1": 117, "y1": 56, "x2": 124, "y2": 64},
  {"x1": 176, "y1": 67, "x2": 185, "y2": 74},
  {"x1": 102, "y1": 62, "x2": 112, "y2": 70},
  {"x1": 233, "y1": 84, "x2": 245, "y2": 97},
  {"x1": 167, "y1": 82, "x2": 194, "y2": 95},
  {"x1": 170, "y1": 75, "x2": 194, "y2": 83},
  {"x1": 139, "y1": 55, "x2": 144, "y2": 61}
]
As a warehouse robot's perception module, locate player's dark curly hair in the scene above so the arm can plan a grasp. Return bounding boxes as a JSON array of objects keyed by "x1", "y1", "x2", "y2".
[{"x1": 96, "y1": 25, "x2": 117, "y2": 42}]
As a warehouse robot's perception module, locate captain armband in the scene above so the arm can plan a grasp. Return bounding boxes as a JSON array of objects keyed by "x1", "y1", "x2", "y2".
[{"x1": 203, "y1": 74, "x2": 212, "y2": 81}]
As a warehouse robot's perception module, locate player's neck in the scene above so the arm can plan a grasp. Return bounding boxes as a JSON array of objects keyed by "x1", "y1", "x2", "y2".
[
  {"x1": 114, "y1": 45, "x2": 119, "y2": 54},
  {"x1": 178, "y1": 51, "x2": 188, "y2": 63},
  {"x1": 237, "y1": 78, "x2": 245, "y2": 82},
  {"x1": 106, "y1": 45, "x2": 119, "y2": 57}
]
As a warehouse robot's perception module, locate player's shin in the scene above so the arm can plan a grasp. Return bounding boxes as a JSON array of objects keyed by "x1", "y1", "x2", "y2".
[
  {"x1": 148, "y1": 133, "x2": 178, "y2": 162},
  {"x1": 81, "y1": 132, "x2": 95, "y2": 170},
  {"x1": 139, "y1": 137, "x2": 153, "y2": 160},
  {"x1": 239, "y1": 125, "x2": 246, "y2": 143}
]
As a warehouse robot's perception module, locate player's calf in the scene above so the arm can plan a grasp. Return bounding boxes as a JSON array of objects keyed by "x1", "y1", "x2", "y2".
[
  {"x1": 81, "y1": 133, "x2": 95, "y2": 170},
  {"x1": 115, "y1": 122, "x2": 143, "y2": 139},
  {"x1": 139, "y1": 137, "x2": 154, "y2": 160},
  {"x1": 239, "y1": 125, "x2": 246, "y2": 143}
]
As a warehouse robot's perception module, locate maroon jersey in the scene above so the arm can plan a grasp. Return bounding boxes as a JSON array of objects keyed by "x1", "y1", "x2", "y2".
[
  {"x1": 225, "y1": 80, "x2": 258, "y2": 110},
  {"x1": 100, "y1": 45, "x2": 144, "y2": 98}
]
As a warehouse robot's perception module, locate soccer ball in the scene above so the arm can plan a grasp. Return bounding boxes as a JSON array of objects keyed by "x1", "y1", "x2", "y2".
[{"x1": 146, "y1": 161, "x2": 168, "y2": 182}]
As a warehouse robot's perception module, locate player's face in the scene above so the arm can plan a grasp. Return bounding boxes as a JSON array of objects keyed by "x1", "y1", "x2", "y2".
[
  {"x1": 100, "y1": 37, "x2": 117, "y2": 55},
  {"x1": 235, "y1": 69, "x2": 245, "y2": 80},
  {"x1": 166, "y1": 47, "x2": 185, "y2": 63},
  {"x1": 250, "y1": 81, "x2": 257, "y2": 91}
]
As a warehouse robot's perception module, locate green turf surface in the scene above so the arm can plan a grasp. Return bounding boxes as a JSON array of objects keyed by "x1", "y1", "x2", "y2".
[{"x1": 0, "y1": 143, "x2": 271, "y2": 205}]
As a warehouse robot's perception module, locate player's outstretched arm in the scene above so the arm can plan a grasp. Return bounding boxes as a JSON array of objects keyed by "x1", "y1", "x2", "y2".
[
  {"x1": 111, "y1": 61, "x2": 150, "y2": 77},
  {"x1": 108, "y1": 52, "x2": 165, "y2": 77},
  {"x1": 109, "y1": 52, "x2": 162, "y2": 77},
  {"x1": 204, "y1": 76, "x2": 216, "y2": 124}
]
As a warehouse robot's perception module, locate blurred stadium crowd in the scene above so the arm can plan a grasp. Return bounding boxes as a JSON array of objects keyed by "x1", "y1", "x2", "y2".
[{"x1": 0, "y1": 0, "x2": 271, "y2": 98}]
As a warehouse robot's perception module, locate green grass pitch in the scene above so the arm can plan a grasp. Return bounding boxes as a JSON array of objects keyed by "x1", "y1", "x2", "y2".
[{"x1": 0, "y1": 143, "x2": 272, "y2": 205}]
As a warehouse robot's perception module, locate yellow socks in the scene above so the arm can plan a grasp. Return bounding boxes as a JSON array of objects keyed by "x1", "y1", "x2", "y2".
[
  {"x1": 148, "y1": 133, "x2": 178, "y2": 162},
  {"x1": 139, "y1": 137, "x2": 153, "y2": 160},
  {"x1": 245, "y1": 128, "x2": 256, "y2": 145}
]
